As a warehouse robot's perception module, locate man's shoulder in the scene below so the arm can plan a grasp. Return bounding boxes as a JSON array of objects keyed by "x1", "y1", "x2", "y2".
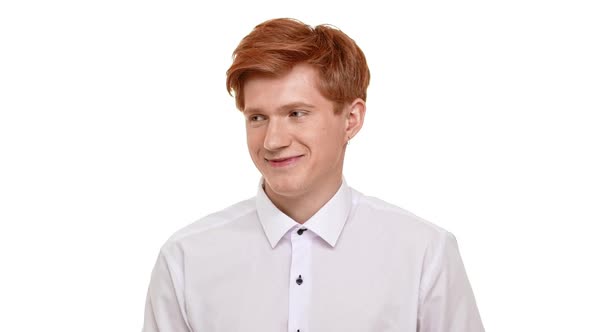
[
  {"x1": 163, "y1": 196, "x2": 257, "y2": 248},
  {"x1": 353, "y1": 189, "x2": 450, "y2": 239}
]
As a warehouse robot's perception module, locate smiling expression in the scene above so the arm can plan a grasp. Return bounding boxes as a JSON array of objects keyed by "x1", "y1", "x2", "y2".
[{"x1": 243, "y1": 64, "x2": 362, "y2": 201}]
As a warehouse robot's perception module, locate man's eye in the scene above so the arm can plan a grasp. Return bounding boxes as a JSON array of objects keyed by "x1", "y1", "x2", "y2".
[
  {"x1": 290, "y1": 111, "x2": 306, "y2": 118},
  {"x1": 249, "y1": 115, "x2": 265, "y2": 121}
]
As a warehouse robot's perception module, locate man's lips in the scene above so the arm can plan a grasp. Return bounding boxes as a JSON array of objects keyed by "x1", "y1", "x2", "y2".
[{"x1": 265, "y1": 155, "x2": 303, "y2": 167}]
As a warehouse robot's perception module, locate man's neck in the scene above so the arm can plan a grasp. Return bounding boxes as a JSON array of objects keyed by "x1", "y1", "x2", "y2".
[{"x1": 265, "y1": 177, "x2": 343, "y2": 224}]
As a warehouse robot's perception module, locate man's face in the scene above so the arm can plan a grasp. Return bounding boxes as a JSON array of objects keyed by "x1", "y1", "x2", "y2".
[{"x1": 243, "y1": 64, "x2": 356, "y2": 200}]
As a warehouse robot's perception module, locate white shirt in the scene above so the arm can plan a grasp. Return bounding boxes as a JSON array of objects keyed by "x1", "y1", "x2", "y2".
[{"x1": 143, "y1": 180, "x2": 484, "y2": 331}]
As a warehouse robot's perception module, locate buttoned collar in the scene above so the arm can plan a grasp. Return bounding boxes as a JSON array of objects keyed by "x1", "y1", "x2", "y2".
[{"x1": 256, "y1": 178, "x2": 353, "y2": 249}]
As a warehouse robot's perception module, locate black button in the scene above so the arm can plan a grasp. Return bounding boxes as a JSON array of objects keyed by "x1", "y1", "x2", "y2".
[
  {"x1": 296, "y1": 275, "x2": 303, "y2": 285},
  {"x1": 297, "y1": 228, "x2": 307, "y2": 235}
]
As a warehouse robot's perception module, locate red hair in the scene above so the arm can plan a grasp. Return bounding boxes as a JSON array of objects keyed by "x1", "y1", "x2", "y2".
[{"x1": 226, "y1": 18, "x2": 370, "y2": 112}]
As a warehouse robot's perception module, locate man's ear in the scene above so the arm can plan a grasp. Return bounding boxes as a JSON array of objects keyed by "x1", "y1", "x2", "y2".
[{"x1": 345, "y1": 98, "x2": 366, "y2": 143}]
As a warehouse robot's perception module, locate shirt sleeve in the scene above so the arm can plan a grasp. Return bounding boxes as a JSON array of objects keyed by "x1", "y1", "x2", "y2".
[
  {"x1": 417, "y1": 231, "x2": 485, "y2": 332},
  {"x1": 142, "y1": 247, "x2": 192, "y2": 332}
]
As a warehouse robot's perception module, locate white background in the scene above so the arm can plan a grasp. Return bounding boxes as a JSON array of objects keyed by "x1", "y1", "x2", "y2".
[{"x1": 1, "y1": 0, "x2": 589, "y2": 331}]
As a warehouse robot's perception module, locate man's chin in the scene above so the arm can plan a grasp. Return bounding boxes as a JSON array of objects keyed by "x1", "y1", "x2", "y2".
[{"x1": 263, "y1": 177, "x2": 305, "y2": 198}]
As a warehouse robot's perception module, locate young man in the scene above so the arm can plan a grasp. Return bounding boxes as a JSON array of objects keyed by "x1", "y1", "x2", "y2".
[{"x1": 143, "y1": 18, "x2": 484, "y2": 332}]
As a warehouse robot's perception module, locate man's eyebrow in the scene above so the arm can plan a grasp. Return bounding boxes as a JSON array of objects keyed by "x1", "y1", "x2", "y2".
[
  {"x1": 244, "y1": 102, "x2": 315, "y2": 115},
  {"x1": 243, "y1": 108, "x2": 259, "y2": 115},
  {"x1": 279, "y1": 102, "x2": 315, "y2": 111}
]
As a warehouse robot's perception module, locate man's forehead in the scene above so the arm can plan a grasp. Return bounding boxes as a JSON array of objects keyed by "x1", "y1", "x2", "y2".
[{"x1": 242, "y1": 65, "x2": 325, "y2": 113}]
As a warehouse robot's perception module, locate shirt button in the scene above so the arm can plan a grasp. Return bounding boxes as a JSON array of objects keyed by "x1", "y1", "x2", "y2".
[
  {"x1": 296, "y1": 275, "x2": 303, "y2": 285},
  {"x1": 297, "y1": 228, "x2": 307, "y2": 235}
]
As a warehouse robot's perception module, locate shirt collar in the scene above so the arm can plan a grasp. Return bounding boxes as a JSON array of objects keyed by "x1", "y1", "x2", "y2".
[{"x1": 256, "y1": 178, "x2": 353, "y2": 248}]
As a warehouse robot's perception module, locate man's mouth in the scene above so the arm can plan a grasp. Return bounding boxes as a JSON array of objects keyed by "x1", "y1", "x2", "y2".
[{"x1": 265, "y1": 155, "x2": 303, "y2": 167}]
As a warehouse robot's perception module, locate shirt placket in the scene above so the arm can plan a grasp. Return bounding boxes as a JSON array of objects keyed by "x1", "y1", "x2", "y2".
[{"x1": 287, "y1": 227, "x2": 312, "y2": 332}]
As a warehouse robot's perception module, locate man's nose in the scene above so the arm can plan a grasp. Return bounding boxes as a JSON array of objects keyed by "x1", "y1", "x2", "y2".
[{"x1": 264, "y1": 119, "x2": 290, "y2": 151}]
